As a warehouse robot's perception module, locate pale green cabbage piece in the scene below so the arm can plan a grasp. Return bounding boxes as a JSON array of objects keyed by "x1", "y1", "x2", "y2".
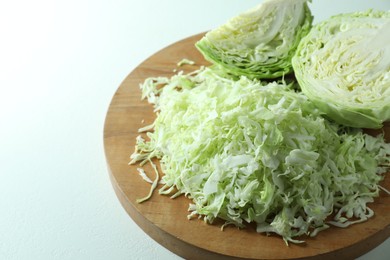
[
  {"x1": 292, "y1": 9, "x2": 390, "y2": 129},
  {"x1": 131, "y1": 68, "x2": 390, "y2": 243},
  {"x1": 195, "y1": 0, "x2": 313, "y2": 79}
]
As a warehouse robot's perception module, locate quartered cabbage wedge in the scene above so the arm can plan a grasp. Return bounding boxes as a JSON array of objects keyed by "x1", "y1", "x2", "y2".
[
  {"x1": 195, "y1": 0, "x2": 313, "y2": 79},
  {"x1": 292, "y1": 9, "x2": 390, "y2": 129}
]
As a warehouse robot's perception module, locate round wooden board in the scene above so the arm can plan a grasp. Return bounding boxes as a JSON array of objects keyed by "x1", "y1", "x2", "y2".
[{"x1": 103, "y1": 33, "x2": 390, "y2": 260}]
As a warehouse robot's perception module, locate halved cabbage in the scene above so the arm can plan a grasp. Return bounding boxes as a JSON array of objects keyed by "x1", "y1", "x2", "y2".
[
  {"x1": 292, "y1": 9, "x2": 390, "y2": 129},
  {"x1": 195, "y1": 0, "x2": 313, "y2": 79}
]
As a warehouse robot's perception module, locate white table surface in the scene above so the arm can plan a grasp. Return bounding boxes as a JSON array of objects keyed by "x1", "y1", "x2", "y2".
[{"x1": 0, "y1": 0, "x2": 389, "y2": 259}]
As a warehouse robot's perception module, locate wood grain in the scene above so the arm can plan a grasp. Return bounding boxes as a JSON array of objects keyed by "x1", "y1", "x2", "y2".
[{"x1": 103, "y1": 33, "x2": 390, "y2": 260}]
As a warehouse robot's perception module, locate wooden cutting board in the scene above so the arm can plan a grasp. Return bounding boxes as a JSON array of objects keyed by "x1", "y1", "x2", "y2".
[{"x1": 103, "y1": 33, "x2": 390, "y2": 260}]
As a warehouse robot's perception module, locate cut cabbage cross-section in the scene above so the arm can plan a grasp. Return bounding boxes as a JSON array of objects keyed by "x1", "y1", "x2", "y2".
[
  {"x1": 292, "y1": 9, "x2": 390, "y2": 129},
  {"x1": 195, "y1": 0, "x2": 313, "y2": 79}
]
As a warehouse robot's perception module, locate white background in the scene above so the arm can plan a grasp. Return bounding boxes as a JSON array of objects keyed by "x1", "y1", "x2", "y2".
[{"x1": 0, "y1": 0, "x2": 389, "y2": 259}]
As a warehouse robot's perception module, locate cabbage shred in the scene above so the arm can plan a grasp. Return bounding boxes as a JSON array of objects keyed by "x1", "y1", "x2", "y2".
[{"x1": 131, "y1": 68, "x2": 390, "y2": 243}]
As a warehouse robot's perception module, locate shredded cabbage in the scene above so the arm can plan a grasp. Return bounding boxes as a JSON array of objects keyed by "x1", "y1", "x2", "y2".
[
  {"x1": 195, "y1": 0, "x2": 313, "y2": 79},
  {"x1": 131, "y1": 68, "x2": 390, "y2": 243},
  {"x1": 292, "y1": 9, "x2": 390, "y2": 129}
]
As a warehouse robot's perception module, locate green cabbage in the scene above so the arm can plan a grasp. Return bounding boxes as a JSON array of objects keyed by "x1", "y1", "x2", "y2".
[
  {"x1": 292, "y1": 9, "x2": 390, "y2": 129},
  {"x1": 131, "y1": 68, "x2": 390, "y2": 243},
  {"x1": 195, "y1": 0, "x2": 313, "y2": 79}
]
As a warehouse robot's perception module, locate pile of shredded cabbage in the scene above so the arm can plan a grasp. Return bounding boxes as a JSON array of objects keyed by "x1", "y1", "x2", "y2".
[{"x1": 130, "y1": 67, "x2": 390, "y2": 243}]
